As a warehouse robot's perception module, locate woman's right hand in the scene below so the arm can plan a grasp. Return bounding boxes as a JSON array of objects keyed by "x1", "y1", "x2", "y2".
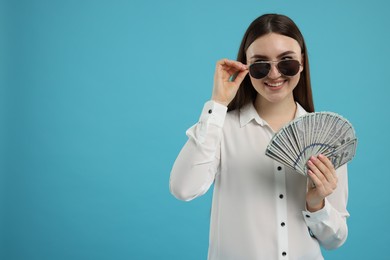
[{"x1": 211, "y1": 59, "x2": 249, "y2": 107}]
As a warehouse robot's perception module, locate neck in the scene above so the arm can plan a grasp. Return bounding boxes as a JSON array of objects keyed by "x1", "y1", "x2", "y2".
[{"x1": 254, "y1": 95, "x2": 297, "y2": 132}]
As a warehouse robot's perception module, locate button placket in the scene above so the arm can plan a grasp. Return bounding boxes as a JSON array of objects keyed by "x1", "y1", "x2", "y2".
[{"x1": 275, "y1": 163, "x2": 289, "y2": 260}]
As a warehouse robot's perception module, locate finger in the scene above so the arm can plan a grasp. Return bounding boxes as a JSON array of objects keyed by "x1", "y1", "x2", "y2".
[
  {"x1": 232, "y1": 69, "x2": 249, "y2": 84},
  {"x1": 307, "y1": 157, "x2": 335, "y2": 191},
  {"x1": 318, "y1": 154, "x2": 337, "y2": 178},
  {"x1": 224, "y1": 66, "x2": 241, "y2": 76},
  {"x1": 307, "y1": 158, "x2": 324, "y2": 181},
  {"x1": 216, "y1": 63, "x2": 238, "y2": 81},
  {"x1": 307, "y1": 177, "x2": 316, "y2": 189},
  {"x1": 308, "y1": 156, "x2": 335, "y2": 184},
  {"x1": 221, "y1": 65, "x2": 247, "y2": 83},
  {"x1": 308, "y1": 156, "x2": 338, "y2": 192},
  {"x1": 224, "y1": 59, "x2": 247, "y2": 70},
  {"x1": 219, "y1": 59, "x2": 247, "y2": 71},
  {"x1": 219, "y1": 63, "x2": 240, "y2": 77},
  {"x1": 307, "y1": 169, "x2": 324, "y2": 190}
]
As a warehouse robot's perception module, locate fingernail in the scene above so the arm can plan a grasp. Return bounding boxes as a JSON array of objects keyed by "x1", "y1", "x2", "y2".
[{"x1": 310, "y1": 156, "x2": 316, "y2": 161}]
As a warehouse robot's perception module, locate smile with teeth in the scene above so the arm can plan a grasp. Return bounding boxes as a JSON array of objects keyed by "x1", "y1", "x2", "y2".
[{"x1": 265, "y1": 81, "x2": 286, "y2": 87}]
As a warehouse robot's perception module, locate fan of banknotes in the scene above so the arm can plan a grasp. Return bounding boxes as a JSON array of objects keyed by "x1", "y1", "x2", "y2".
[{"x1": 265, "y1": 112, "x2": 357, "y2": 176}]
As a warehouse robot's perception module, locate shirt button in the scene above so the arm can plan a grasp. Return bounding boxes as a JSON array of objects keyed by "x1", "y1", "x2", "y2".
[
  {"x1": 279, "y1": 194, "x2": 284, "y2": 199},
  {"x1": 208, "y1": 109, "x2": 212, "y2": 114},
  {"x1": 281, "y1": 222, "x2": 285, "y2": 227},
  {"x1": 305, "y1": 214, "x2": 310, "y2": 218},
  {"x1": 277, "y1": 166, "x2": 282, "y2": 171},
  {"x1": 282, "y1": 252, "x2": 287, "y2": 256}
]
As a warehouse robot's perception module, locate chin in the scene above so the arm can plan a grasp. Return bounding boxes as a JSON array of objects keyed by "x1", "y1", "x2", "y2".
[{"x1": 255, "y1": 89, "x2": 295, "y2": 104}]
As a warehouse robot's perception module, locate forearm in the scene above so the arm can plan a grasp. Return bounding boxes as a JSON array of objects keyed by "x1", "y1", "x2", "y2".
[
  {"x1": 303, "y1": 165, "x2": 349, "y2": 249},
  {"x1": 169, "y1": 101, "x2": 227, "y2": 201},
  {"x1": 303, "y1": 199, "x2": 349, "y2": 249}
]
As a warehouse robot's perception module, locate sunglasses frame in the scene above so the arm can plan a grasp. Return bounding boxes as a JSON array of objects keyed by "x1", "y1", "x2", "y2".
[{"x1": 249, "y1": 59, "x2": 302, "y2": 79}]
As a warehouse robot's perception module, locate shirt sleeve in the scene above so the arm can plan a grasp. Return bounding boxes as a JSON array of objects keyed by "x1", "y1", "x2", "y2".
[
  {"x1": 169, "y1": 101, "x2": 227, "y2": 201},
  {"x1": 302, "y1": 164, "x2": 350, "y2": 250}
]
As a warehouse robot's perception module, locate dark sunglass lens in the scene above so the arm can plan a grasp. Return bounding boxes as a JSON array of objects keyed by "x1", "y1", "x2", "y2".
[
  {"x1": 278, "y1": 60, "x2": 300, "y2": 76},
  {"x1": 249, "y1": 63, "x2": 270, "y2": 79}
]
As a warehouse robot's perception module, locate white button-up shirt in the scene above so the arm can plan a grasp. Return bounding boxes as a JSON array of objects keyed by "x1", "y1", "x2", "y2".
[{"x1": 170, "y1": 101, "x2": 349, "y2": 260}]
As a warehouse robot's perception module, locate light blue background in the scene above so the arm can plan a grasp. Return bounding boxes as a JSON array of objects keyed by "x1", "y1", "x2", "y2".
[{"x1": 1, "y1": 0, "x2": 389, "y2": 259}]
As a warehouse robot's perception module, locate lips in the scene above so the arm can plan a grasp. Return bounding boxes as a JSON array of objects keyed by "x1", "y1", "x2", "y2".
[{"x1": 265, "y1": 80, "x2": 286, "y2": 89}]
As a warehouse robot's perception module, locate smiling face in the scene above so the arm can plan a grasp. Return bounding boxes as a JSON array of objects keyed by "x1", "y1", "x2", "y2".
[{"x1": 246, "y1": 33, "x2": 304, "y2": 105}]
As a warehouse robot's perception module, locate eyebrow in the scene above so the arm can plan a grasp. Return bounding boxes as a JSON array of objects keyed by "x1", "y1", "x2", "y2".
[{"x1": 250, "y1": 51, "x2": 297, "y2": 60}]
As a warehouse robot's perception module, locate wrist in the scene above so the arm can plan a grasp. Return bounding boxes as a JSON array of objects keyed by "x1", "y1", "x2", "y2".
[
  {"x1": 306, "y1": 200, "x2": 325, "y2": 212},
  {"x1": 211, "y1": 98, "x2": 229, "y2": 107}
]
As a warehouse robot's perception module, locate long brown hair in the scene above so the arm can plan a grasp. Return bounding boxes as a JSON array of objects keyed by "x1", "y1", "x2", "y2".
[{"x1": 228, "y1": 14, "x2": 315, "y2": 112}]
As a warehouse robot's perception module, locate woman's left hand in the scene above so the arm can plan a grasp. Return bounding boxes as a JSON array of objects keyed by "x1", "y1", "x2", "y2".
[{"x1": 306, "y1": 154, "x2": 338, "y2": 212}]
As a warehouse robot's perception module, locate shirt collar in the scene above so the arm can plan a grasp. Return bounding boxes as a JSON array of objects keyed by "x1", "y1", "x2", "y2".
[{"x1": 239, "y1": 102, "x2": 307, "y2": 128}]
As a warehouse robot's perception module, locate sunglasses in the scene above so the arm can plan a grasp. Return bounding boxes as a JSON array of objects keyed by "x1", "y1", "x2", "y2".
[{"x1": 249, "y1": 60, "x2": 302, "y2": 79}]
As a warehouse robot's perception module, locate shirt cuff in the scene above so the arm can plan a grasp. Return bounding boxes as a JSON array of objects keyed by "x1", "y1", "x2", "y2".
[
  {"x1": 302, "y1": 198, "x2": 332, "y2": 224},
  {"x1": 199, "y1": 100, "x2": 228, "y2": 127}
]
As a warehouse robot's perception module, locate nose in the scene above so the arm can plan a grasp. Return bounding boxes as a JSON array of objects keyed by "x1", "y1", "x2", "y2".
[{"x1": 267, "y1": 63, "x2": 281, "y2": 79}]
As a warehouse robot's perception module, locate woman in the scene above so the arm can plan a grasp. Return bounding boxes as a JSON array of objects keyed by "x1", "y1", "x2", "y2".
[{"x1": 169, "y1": 14, "x2": 349, "y2": 260}]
